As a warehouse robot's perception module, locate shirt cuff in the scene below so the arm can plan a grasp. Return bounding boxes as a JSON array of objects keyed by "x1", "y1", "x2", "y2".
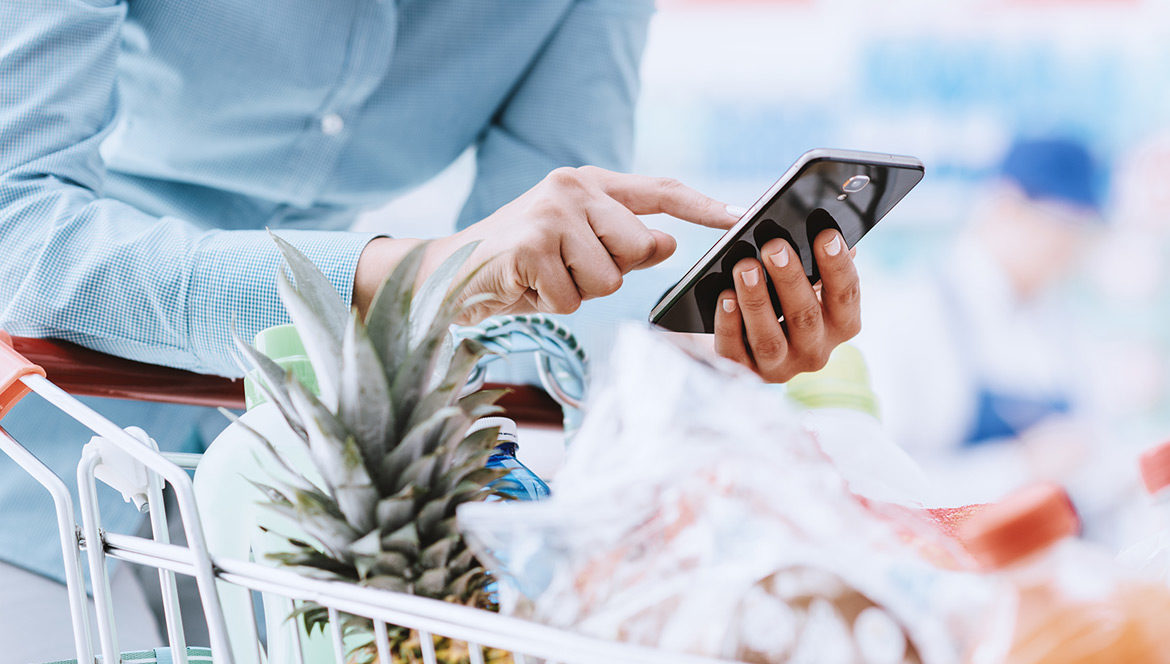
[{"x1": 187, "y1": 229, "x2": 380, "y2": 377}]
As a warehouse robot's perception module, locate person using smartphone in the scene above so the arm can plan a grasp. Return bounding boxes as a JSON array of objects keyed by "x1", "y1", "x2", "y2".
[{"x1": 0, "y1": 1, "x2": 860, "y2": 658}]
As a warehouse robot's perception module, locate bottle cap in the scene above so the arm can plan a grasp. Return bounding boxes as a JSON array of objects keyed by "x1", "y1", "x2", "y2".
[
  {"x1": 467, "y1": 416, "x2": 518, "y2": 444},
  {"x1": 244, "y1": 324, "x2": 318, "y2": 410},
  {"x1": 785, "y1": 344, "x2": 880, "y2": 419},
  {"x1": 1139, "y1": 440, "x2": 1170, "y2": 495},
  {"x1": 959, "y1": 483, "x2": 1080, "y2": 570}
]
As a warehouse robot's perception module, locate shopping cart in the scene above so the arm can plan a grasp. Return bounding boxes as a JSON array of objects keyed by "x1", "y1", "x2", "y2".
[{"x1": 0, "y1": 322, "x2": 725, "y2": 664}]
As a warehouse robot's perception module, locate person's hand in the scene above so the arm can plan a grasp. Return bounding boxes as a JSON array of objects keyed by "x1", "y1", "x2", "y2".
[
  {"x1": 356, "y1": 166, "x2": 739, "y2": 321},
  {"x1": 712, "y1": 231, "x2": 862, "y2": 383}
]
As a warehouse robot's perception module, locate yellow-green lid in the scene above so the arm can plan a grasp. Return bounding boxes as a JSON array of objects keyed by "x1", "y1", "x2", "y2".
[
  {"x1": 785, "y1": 344, "x2": 880, "y2": 419},
  {"x1": 244, "y1": 324, "x2": 318, "y2": 410}
]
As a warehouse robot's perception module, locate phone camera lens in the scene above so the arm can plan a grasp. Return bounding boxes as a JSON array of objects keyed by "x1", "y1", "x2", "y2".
[{"x1": 843, "y1": 175, "x2": 870, "y2": 193}]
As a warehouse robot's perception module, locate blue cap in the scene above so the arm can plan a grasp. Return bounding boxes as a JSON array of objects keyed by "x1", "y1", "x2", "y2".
[{"x1": 999, "y1": 137, "x2": 1104, "y2": 216}]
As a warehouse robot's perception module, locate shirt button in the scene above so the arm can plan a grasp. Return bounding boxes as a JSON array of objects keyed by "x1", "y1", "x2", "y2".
[{"x1": 320, "y1": 113, "x2": 345, "y2": 136}]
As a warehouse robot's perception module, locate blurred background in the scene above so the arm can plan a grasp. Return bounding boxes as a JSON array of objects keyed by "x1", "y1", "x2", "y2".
[{"x1": 358, "y1": 0, "x2": 1170, "y2": 545}]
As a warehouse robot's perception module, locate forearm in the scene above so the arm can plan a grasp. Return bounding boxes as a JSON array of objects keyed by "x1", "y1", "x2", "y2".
[{"x1": 0, "y1": 182, "x2": 377, "y2": 375}]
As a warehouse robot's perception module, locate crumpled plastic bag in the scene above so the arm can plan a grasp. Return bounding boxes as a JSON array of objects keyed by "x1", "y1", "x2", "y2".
[{"x1": 460, "y1": 324, "x2": 1005, "y2": 664}]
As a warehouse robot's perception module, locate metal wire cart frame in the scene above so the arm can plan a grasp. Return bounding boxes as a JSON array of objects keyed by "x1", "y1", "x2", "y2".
[{"x1": 0, "y1": 324, "x2": 724, "y2": 664}]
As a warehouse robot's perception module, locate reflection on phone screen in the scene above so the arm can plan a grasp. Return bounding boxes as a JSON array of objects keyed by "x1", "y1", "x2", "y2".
[{"x1": 652, "y1": 156, "x2": 923, "y2": 334}]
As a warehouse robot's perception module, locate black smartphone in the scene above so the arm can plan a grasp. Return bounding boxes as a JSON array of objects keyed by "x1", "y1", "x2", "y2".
[{"x1": 649, "y1": 148, "x2": 925, "y2": 334}]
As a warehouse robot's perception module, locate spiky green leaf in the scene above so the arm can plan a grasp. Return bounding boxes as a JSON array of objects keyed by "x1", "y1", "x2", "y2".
[
  {"x1": 380, "y1": 405, "x2": 462, "y2": 491},
  {"x1": 447, "y1": 568, "x2": 486, "y2": 601},
  {"x1": 381, "y1": 520, "x2": 420, "y2": 558},
  {"x1": 421, "y1": 536, "x2": 458, "y2": 569},
  {"x1": 231, "y1": 334, "x2": 309, "y2": 441},
  {"x1": 368, "y1": 551, "x2": 411, "y2": 578},
  {"x1": 365, "y1": 243, "x2": 428, "y2": 377},
  {"x1": 278, "y1": 271, "x2": 343, "y2": 409},
  {"x1": 270, "y1": 231, "x2": 349, "y2": 339},
  {"x1": 409, "y1": 242, "x2": 480, "y2": 347},
  {"x1": 399, "y1": 452, "x2": 441, "y2": 496},
  {"x1": 262, "y1": 501, "x2": 359, "y2": 560},
  {"x1": 415, "y1": 568, "x2": 449, "y2": 598},
  {"x1": 360, "y1": 575, "x2": 410, "y2": 594},
  {"x1": 388, "y1": 259, "x2": 488, "y2": 435},
  {"x1": 375, "y1": 494, "x2": 416, "y2": 534},
  {"x1": 287, "y1": 380, "x2": 378, "y2": 531},
  {"x1": 406, "y1": 338, "x2": 488, "y2": 433},
  {"x1": 339, "y1": 311, "x2": 393, "y2": 470},
  {"x1": 457, "y1": 388, "x2": 509, "y2": 418}
]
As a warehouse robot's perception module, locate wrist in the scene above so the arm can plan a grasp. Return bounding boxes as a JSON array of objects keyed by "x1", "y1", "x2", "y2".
[{"x1": 352, "y1": 236, "x2": 424, "y2": 317}]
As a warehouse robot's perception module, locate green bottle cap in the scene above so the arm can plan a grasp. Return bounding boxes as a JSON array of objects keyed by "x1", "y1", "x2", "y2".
[
  {"x1": 244, "y1": 324, "x2": 319, "y2": 410},
  {"x1": 785, "y1": 344, "x2": 880, "y2": 419}
]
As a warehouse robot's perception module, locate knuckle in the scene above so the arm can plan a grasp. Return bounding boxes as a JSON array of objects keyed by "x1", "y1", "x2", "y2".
[
  {"x1": 655, "y1": 177, "x2": 686, "y2": 203},
  {"x1": 777, "y1": 263, "x2": 810, "y2": 285},
  {"x1": 713, "y1": 338, "x2": 741, "y2": 362},
  {"x1": 530, "y1": 199, "x2": 568, "y2": 223},
  {"x1": 554, "y1": 295, "x2": 582, "y2": 315},
  {"x1": 802, "y1": 347, "x2": 832, "y2": 372},
  {"x1": 656, "y1": 176, "x2": 684, "y2": 191},
  {"x1": 738, "y1": 294, "x2": 774, "y2": 315},
  {"x1": 546, "y1": 167, "x2": 584, "y2": 190},
  {"x1": 751, "y1": 334, "x2": 787, "y2": 361},
  {"x1": 785, "y1": 303, "x2": 823, "y2": 331},
  {"x1": 520, "y1": 227, "x2": 559, "y2": 254},
  {"x1": 839, "y1": 317, "x2": 862, "y2": 340},
  {"x1": 759, "y1": 367, "x2": 789, "y2": 384},
  {"x1": 631, "y1": 232, "x2": 657, "y2": 263},
  {"x1": 598, "y1": 270, "x2": 623, "y2": 296},
  {"x1": 830, "y1": 281, "x2": 861, "y2": 308},
  {"x1": 576, "y1": 165, "x2": 604, "y2": 180}
]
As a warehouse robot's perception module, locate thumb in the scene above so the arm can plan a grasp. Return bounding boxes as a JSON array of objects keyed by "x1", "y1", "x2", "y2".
[{"x1": 629, "y1": 229, "x2": 677, "y2": 271}]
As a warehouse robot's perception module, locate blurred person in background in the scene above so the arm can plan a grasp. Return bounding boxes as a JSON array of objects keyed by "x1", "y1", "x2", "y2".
[
  {"x1": 857, "y1": 137, "x2": 1107, "y2": 504},
  {"x1": 0, "y1": 1, "x2": 861, "y2": 659}
]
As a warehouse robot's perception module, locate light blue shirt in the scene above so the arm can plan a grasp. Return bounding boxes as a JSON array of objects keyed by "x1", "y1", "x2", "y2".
[{"x1": 0, "y1": 0, "x2": 652, "y2": 581}]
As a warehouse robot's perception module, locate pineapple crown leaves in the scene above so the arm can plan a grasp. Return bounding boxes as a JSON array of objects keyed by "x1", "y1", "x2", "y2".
[
  {"x1": 262, "y1": 234, "x2": 502, "y2": 495},
  {"x1": 232, "y1": 233, "x2": 510, "y2": 608}
]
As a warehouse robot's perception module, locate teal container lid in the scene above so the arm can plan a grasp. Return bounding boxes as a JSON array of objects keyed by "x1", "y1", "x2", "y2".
[
  {"x1": 244, "y1": 324, "x2": 319, "y2": 410},
  {"x1": 785, "y1": 344, "x2": 880, "y2": 419}
]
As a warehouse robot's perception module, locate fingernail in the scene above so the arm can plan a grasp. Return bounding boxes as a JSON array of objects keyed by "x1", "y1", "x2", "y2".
[
  {"x1": 740, "y1": 267, "x2": 760, "y2": 287},
  {"x1": 726, "y1": 204, "x2": 748, "y2": 218},
  {"x1": 825, "y1": 235, "x2": 842, "y2": 256},
  {"x1": 768, "y1": 246, "x2": 789, "y2": 268},
  {"x1": 722, "y1": 298, "x2": 737, "y2": 313}
]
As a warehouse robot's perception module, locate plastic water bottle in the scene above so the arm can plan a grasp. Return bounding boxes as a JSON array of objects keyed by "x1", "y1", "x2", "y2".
[
  {"x1": 1118, "y1": 440, "x2": 1170, "y2": 585},
  {"x1": 473, "y1": 416, "x2": 551, "y2": 501},
  {"x1": 786, "y1": 344, "x2": 932, "y2": 506}
]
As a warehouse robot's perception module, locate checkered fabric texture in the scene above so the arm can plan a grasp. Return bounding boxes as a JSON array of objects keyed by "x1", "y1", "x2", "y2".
[{"x1": 0, "y1": 0, "x2": 650, "y2": 586}]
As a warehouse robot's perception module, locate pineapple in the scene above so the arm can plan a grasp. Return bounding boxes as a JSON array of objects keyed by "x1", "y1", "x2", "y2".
[{"x1": 234, "y1": 235, "x2": 511, "y2": 663}]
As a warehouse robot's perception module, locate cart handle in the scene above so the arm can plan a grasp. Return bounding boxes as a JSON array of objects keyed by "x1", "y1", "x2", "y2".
[
  {"x1": 0, "y1": 335, "x2": 564, "y2": 424},
  {"x1": 6, "y1": 335, "x2": 241, "y2": 409},
  {"x1": 0, "y1": 331, "x2": 47, "y2": 419}
]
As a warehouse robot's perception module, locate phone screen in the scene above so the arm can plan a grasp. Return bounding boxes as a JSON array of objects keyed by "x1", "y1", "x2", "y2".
[{"x1": 651, "y1": 155, "x2": 924, "y2": 333}]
